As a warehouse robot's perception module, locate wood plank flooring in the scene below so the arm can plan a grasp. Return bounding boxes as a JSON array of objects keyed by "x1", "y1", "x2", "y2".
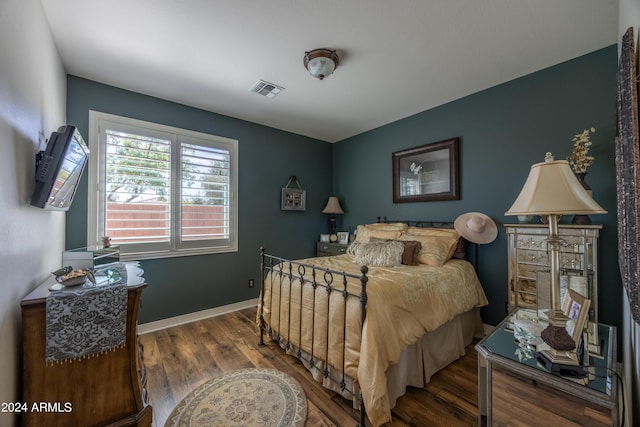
[{"x1": 138, "y1": 307, "x2": 481, "y2": 427}]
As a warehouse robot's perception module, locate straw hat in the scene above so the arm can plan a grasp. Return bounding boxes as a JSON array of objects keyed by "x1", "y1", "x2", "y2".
[{"x1": 454, "y1": 212, "x2": 498, "y2": 244}]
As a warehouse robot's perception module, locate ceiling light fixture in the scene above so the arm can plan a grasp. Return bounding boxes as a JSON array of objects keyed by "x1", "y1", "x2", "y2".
[{"x1": 303, "y1": 48, "x2": 339, "y2": 80}]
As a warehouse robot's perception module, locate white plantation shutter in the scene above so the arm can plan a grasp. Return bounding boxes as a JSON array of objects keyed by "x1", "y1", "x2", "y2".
[
  {"x1": 180, "y1": 143, "x2": 231, "y2": 242},
  {"x1": 88, "y1": 111, "x2": 238, "y2": 260},
  {"x1": 104, "y1": 130, "x2": 172, "y2": 244}
]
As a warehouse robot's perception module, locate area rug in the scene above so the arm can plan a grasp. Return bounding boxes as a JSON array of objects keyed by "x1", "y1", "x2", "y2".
[{"x1": 164, "y1": 368, "x2": 307, "y2": 427}]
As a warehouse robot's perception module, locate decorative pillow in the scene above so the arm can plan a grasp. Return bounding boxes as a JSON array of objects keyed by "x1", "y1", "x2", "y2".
[
  {"x1": 354, "y1": 225, "x2": 402, "y2": 243},
  {"x1": 346, "y1": 241, "x2": 361, "y2": 256},
  {"x1": 352, "y1": 241, "x2": 404, "y2": 267},
  {"x1": 451, "y1": 238, "x2": 466, "y2": 260},
  {"x1": 365, "y1": 222, "x2": 408, "y2": 232},
  {"x1": 406, "y1": 226, "x2": 458, "y2": 237},
  {"x1": 399, "y1": 233, "x2": 459, "y2": 267},
  {"x1": 407, "y1": 226, "x2": 465, "y2": 259},
  {"x1": 367, "y1": 238, "x2": 422, "y2": 265},
  {"x1": 400, "y1": 240, "x2": 422, "y2": 265}
]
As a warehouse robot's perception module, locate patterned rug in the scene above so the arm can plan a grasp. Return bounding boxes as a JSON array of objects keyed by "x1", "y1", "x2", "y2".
[{"x1": 164, "y1": 368, "x2": 307, "y2": 427}]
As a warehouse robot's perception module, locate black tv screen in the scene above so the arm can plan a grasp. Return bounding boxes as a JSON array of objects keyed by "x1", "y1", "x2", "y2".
[{"x1": 30, "y1": 125, "x2": 89, "y2": 211}]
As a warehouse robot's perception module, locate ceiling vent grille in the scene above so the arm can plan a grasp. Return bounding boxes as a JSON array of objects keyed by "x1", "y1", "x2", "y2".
[{"x1": 249, "y1": 80, "x2": 284, "y2": 98}]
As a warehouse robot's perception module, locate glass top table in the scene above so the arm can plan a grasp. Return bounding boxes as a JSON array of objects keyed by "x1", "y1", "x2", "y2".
[{"x1": 477, "y1": 309, "x2": 617, "y2": 397}]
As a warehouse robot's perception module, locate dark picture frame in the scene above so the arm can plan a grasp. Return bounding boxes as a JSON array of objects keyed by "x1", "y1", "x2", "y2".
[{"x1": 392, "y1": 137, "x2": 459, "y2": 203}]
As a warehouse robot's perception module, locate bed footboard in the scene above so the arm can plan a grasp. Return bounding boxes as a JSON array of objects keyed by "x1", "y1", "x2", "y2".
[{"x1": 258, "y1": 247, "x2": 369, "y2": 427}]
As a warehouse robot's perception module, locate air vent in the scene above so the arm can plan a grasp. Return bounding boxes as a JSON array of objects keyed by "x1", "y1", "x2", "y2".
[{"x1": 249, "y1": 80, "x2": 284, "y2": 98}]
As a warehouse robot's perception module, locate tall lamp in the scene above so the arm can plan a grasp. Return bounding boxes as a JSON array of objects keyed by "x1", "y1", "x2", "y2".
[
  {"x1": 321, "y1": 196, "x2": 344, "y2": 238},
  {"x1": 505, "y1": 152, "x2": 606, "y2": 368}
]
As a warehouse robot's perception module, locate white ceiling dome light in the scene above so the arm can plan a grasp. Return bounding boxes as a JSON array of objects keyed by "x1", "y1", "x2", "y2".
[{"x1": 303, "y1": 49, "x2": 339, "y2": 80}]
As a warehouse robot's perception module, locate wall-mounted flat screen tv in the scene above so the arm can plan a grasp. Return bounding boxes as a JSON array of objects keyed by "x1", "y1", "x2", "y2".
[{"x1": 30, "y1": 125, "x2": 90, "y2": 211}]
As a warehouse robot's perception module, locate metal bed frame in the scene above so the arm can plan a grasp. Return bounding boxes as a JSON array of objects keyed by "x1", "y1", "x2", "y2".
[
  {"x1": 257, "y1": 218, "x2": 475, "y2": 426},
  {"x1": 259, "y1": 248, "x2": 369, "y2": 426}
]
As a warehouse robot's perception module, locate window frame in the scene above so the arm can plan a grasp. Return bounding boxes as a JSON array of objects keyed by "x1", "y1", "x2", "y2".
[{"x1": 87, "y1": 111, "x2": 238, "y2": 260}]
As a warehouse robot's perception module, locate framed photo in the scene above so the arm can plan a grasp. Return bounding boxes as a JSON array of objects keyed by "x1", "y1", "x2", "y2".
[
  {"x1": 392, "y1": 137, "x2": 459, "y2": 203},
  {"x1": 281, "y1": 188, "x2": 306, "y2": 211},
  {"x1": 320, "y1": 234, "x2": 330, "y2": 243},
  {"x1": 337, "y1": 231, "x2": 349, "y2": 244},
  {"x1": 562, "y1": 289, "x2": 591, "y2": 344}
]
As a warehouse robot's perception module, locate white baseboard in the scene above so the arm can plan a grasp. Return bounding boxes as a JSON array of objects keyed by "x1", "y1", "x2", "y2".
[
  {"x1": 138, "y1": 298, "x2": 259, "y2": 334},
  {"x1": 140, "y1": 306, "x2": 497, "y2": 336}
]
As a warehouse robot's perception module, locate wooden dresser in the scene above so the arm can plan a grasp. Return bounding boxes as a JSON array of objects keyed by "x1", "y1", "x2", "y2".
[{"x1": 21, "y1": 276, "x2": 152, "y2": 427}]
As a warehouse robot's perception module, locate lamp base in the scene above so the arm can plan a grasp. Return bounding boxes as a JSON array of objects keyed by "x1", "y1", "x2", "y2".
[
  {"x1": 328, "y1": 215, "x2": 337, "y2": 235},
  {"x1": 540, "y1": 310, "x2": 576, "y2": 351},
  {"x1": 535, "y1": 351, "x2": 586, "y2": 376},
  {"x1": 536, "y1": 346, "x2": 579, "y2": 366},
  {"x1": 535, "y1": 337, "x2": 586, "y2": 376}
]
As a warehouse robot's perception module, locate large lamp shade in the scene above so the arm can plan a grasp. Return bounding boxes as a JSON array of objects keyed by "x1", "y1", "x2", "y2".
[{"x1": 505, "y1": 153, "x2": 607, "y2": 216}]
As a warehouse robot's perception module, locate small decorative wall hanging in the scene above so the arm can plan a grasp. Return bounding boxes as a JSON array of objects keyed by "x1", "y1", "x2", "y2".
[{"x1": 281, "y1": 176, "x2": 306, "y2": 211}]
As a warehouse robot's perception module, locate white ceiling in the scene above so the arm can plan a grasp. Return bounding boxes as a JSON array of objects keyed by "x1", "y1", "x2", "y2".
[{"x1": 40, "y1": 0, "x2": 618, "y2": 143}]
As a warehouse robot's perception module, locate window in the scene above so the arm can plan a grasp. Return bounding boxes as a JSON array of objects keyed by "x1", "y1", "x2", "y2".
[{"x1": 88, "y1": 111, "x2": 238, "y2": 260}]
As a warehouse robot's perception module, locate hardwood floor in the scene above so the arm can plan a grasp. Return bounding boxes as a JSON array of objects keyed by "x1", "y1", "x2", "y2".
[{"x1": 139, "y1": 307, "x2": 481, "y2": 427}]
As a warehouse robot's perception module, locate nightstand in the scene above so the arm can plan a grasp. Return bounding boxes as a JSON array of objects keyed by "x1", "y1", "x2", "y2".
[
  {"x1": 316, "y1": 242, "x2": 349, "y2": 257},
  {"x1": 476, "y1": 310, "x2": 618, "y2": 426}
]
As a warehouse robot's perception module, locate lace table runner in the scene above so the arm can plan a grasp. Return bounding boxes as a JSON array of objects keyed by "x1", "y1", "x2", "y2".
[{"x1": 45, "y1": 263, "x2": 131, "y2": 364}]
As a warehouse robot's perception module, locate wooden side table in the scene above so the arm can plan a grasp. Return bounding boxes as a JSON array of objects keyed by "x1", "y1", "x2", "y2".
[
  {"x1": 317, "y1": 242, "x2": 349, "y2": 257},
  {"x1": 21, "y1": 274, "x2": 152, "y2": 427},
  {"x1": 476, "y1": 310, "x2": 618, "y2": 426}
]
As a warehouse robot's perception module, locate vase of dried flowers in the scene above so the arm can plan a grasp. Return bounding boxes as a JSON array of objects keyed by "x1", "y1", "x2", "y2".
[
  {"x1": 567, "y1": 127, "x2": 596, "y2": 225},
  {"x1": 574, "y1": 172, "x2": 592, "y2": 194}
]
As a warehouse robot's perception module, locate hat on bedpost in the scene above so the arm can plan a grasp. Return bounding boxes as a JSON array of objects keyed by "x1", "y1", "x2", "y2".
[{"x1": 454, "y1": 212, "x2": 498, "y2": 244}]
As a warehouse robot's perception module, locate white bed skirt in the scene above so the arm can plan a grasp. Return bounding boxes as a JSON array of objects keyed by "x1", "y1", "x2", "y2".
[
  {"x1": 274, "y1": 307, "x2": 484, "y2": 411},
  {"x1": 386, "y1": 307, "x2": 484, "y2": 408}
]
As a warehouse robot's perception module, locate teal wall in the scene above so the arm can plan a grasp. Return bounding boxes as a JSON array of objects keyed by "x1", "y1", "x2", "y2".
[
  {"x1": 333, "y1": 45, "x2": 621, "y2": 329},
  {"x1": 66, "y1": 45, "x2": 621, "y2": 332},
  {"x1": 66, "y1": 76, "x2": 333, "y2": 323}
]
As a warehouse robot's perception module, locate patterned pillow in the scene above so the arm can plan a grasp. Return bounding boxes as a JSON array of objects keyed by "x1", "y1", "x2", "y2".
[
  {"x1": 406, "y1": 226, "x2": 465, "y2": 259},
  {"x1": 352, "y1": 241, "x2": 404, "y2": 267},
  {"x1": 354, "y1": 225, "x2": 402, "y2": 243},
  {"x1": 406, "y1": 226, "x2": 458, "y2": 237},
  {"x1": 357, "y1": 239, "x2": 422, "y2": 265},
  {"x1": 346, "y1": 241, "x2": 361, "y2": 256},
  {"x1": 399, "y1": 233, "x2": 459, "y2": 267},
  {"x1": 364, "y1": 222, "x2": 408, "y2": 232}
]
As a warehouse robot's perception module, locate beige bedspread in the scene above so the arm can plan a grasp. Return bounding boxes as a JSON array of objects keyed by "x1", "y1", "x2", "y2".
[{"x1": 258, "y1": 254, "x2": 488, "y2": 426}]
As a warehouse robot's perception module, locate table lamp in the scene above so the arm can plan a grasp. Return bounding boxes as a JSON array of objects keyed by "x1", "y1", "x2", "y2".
[
  {"x1": 321, "y1": 196, "x2": 344, "y2": 240},
  {"x1": 505, "y1": 152, "x2": 606, "y2": 369}
]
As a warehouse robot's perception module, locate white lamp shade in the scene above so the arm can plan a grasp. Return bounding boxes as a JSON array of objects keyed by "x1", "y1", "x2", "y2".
[
  {"x1": 505, "y1": 154, "x2": 607, "y2": 216},
  {"x1": 321, "y1": 196, "x2": 344, "y2": 214}
]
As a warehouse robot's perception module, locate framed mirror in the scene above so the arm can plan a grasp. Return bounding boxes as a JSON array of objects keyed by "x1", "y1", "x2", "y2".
[{"x1": 392, "y1": 137, "x2": 459, "y2": 203}]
